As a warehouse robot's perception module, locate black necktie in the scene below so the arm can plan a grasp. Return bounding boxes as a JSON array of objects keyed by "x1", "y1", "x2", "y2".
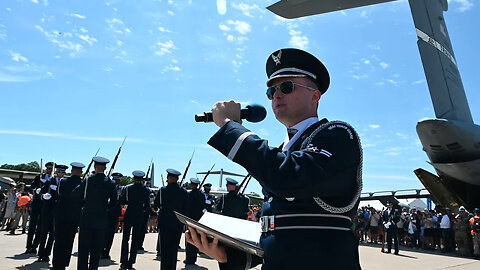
[{"x1": 287, "y1": 128, "x2": 298, "y2": 140}]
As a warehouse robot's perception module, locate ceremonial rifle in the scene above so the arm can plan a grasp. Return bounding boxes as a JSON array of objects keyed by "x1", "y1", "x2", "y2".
[
  {"x1": 40, "y1": 158, "x2": 43, "y2": 178},
  {"x1": 107, "y1": 136, "x2": 127, "y2": 178},
  {"x1": 83, "y1": 148, "x2": 100, "y2": 179},
  {"x1": 179, "y1": 150, "x2": 195, "y2": 186},
  {"x1": 198, "y1": 163, "x2": 215, "y2": 189},
  {"x1": 145, "y1": 158, "x2": 153, "y2": 180},
  {"x1": 240, "y1": 175, "x2": 252, "y2": 195},
  {"x1": 161, "y1": 174, "x2": 165, "y2": 187}
]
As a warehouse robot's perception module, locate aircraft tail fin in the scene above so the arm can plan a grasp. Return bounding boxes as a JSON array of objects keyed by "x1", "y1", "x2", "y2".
[{"x1": 408, "y1": 0, "x2": 473, "y2": 123}]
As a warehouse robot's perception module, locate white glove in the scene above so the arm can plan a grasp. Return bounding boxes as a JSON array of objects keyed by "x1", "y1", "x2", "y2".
[
  {"x1": 36, "y1": 188, "x2": 42, "y2": 194},
  {"x1": 42, "y1": 193, "x2": 52, "y2": 200},
  {"x1": 384, "y1": 221, "x2": 391, "y2": 229},
  {"x1": 50, "y1": 185, "x2": 57, "y2": 191},
  {"x1": 205, "y1": 199, "x2": 211, "y2": 204}
]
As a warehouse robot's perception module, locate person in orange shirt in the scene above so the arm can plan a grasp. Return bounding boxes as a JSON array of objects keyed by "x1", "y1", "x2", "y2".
[
  {"x1": 470, "y1": 208, "x2": 480, "y2": 260},
  {"x1": 10, "y1": 190, "x2": 31, "y2": 234}
]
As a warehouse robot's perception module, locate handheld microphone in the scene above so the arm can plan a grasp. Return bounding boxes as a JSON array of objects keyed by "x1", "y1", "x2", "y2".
[{"x1": 195, "y1": 104, "x2": 267, "y2": 123}]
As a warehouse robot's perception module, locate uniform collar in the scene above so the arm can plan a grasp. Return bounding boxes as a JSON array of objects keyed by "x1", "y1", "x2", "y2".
[{"x1": 282, "y1": 117, "x2": 319, "y2": 151}]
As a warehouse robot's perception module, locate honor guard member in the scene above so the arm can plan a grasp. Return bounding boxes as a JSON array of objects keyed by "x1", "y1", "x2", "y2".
[
  {"x1": 119, "y1": 170, "x2": 150, "y2": 270},
  {"x1": 153, "y1": 168, "x2": 188, "y2": 270},
  {"x1": 102, "y1": 172, "x2": 124, "y2": 260},
  {"x1": 216, "y1": 178, "x2": 249, "y2": 219},
  {"x1": 203, "y1": 183, "x2": 215, "y2": 212},
  {"x1": 136, "y1": 178, "x2": 151, "y2": 252},
  {"x1": 184, "y1": 178, "x2": 206, "y2": 265},
  {"x1": 52, "y1": 162, "x2": 85, "y2": 270},
  {"x1": 26, "y1": 161, "x2": 54, "y2": 254},
  {"x1": 38, "y1": 164, "x2": 68, "y2": 262},
  {"x1": 72, "y1": 156, "x2": 117, "y2": 270},
  {"x1": 186, "y1": 48, "x2": 363, "y2": 270}
]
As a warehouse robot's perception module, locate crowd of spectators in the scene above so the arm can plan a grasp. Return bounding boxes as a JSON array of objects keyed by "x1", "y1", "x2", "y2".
[
  {"x1": 353, "y1": 205, "x2": 480, "y2": 259},
  {"x1": 2, "y1": 182, "x2": 479, "y2": 260}
]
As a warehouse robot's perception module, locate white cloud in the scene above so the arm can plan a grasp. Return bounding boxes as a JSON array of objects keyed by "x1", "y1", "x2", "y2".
[
  {"x1": 35, "y1": 25, "x2": 83, "y2": 56},
  {"x1": 449, "y1": 0, "x2": 474, "y2": 12},
  {"x1": 0, "y1": 130, "x2": 144, "y2": 142},
  {"x1": 163, "y1": 65, "x2": 181, "y2": 72},
  {"x1": 227, "y1": 20, "x2": 251, "y2": 35},
  {"x1": 219, "y1": 24, "x2": 230, "y2": 31},
  {"x1": 369, "y1": 124, "x2": 380, "y2": 129},
  {"x1": 78, "y1": 35, "x2": 98, "y2": 46},
  {"x1": 380, "y1": 62, "x2": 389, "y2": 69},
  {"x1": 217, "y1": 0, "x2": 227, "y2": 15},
  {"x1": 387, "y1": 79, "x2": 399, "y2": 86},
  {"x1": 155, "y1": 40, "x2": 175, "y2": 55},
  {"x1": 360, "y1": 10, "x2": 368, "y2": 18},
  {"x1": 412, "y1": 79, "x2": 424, "y2": 85},
  {"x1": 227, "y1": 34, "x2": 234, "y2": 41},
  {"x1": 232, "y1": 3, "x2": 260, "y2": 17},
  {"x1": 30, "y1": 0, "x2": 39, "y2": 4},
  {"x1": 289, "y1": 29, "x2": 308, "y2": 49},
  {"x1": 72, "y1": 13, "x2": 86, "y2": 19},
  {"x1": 363, "y1": 59, "x2": 370, "y2": 64},
  {"x1": 190, "y1": 100, "x2": 199, "y2": 104},
  {"x1": 9, "y1": 51, "x2": 28, "y2": 62},
  {"x1": 158, "y1": 27, "x2": 171, "y2": 33},
  {"x1": 167, "y1": 10, "x2": 175, "y2": 16}
]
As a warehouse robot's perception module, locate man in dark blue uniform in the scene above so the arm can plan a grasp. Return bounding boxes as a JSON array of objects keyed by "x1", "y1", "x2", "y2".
[
  {"x1": 102, "y1": 172, "x2": 123, "y2": 260},
  {"x1": 187, "y1": 48, "x2": 363, "y2": 270},
  {"x1": 216, "y1": 178, "x2": 249, "y2": 219},
  {"x1": 37, "y1": 164, "x2": 68, "y2": 262},
  {"x1": 52, "y1": 162, "x2": 85, "y2": 270},
  {"x1": 203, "y1": 183, "x2": 215, "y2": 212},
  {"x1": 184, "y1": 178, "x2": 206, "y2": 265},
  {"x1": 382, "y1": 201, "x2": 400, "y2": 255},
  {"x1": 136, "y1": 178, "x2": 151, "y2": 253},
  {"x1": 25, "y1": 162, "x2": 54, "y2": 254},
  {"x1": 154, "y1": 168, "x2": 188, "y2": 270},
  {"x1": 119, "y1": 170, "x2": 150, "y2": 270},
  {"x1": 72, "y1": 156, "x2": 117, "y2": 270}
]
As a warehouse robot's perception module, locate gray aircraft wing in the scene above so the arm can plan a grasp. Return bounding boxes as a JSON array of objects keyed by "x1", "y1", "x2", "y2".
[{"x1": 267, "y1": 0, "x2": 395, "y2": 19}]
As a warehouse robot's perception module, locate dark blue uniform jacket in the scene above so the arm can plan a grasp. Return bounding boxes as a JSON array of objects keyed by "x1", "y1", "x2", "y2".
[{"x1": 208, "y1": 119, "x2": 363, "y2": 270}]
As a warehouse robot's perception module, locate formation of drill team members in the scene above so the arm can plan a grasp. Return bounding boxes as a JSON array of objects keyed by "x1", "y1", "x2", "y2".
[{"x1": 4, "y1": 157, "x2": 251, "y2": 270}]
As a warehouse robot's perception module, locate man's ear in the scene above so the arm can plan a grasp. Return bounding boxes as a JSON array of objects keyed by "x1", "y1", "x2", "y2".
[{"x1": 312, "y1": 90, "x2": 321, "y2": 103}]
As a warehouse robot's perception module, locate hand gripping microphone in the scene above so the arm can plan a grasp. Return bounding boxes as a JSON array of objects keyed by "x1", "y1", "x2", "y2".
[{"x1": 195, "y1": 104, "x2": 267, "y2": 123}]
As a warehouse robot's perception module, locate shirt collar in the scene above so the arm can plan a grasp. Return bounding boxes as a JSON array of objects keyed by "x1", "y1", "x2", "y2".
[{"x1": 282, "y1": 117, "x2": 319, "y2": 151}]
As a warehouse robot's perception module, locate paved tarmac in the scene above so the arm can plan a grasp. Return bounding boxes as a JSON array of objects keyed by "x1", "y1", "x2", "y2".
[{"x1": 1, "y1": 231, "x2": 479, "y2": 269}]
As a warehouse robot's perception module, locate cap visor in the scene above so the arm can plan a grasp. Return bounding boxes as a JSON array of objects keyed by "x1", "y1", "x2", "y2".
[{"x1": 266, "y1": 74, "x2": 306, "y2": 87}]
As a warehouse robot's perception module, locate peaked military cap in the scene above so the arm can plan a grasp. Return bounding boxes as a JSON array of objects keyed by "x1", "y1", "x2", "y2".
[
  {"x1": 266, "y1": 48, "x2": 330, "y2": 94},
  {"x1": 93, "y1": 156, "x2": 110, "y2": 165},
  {"x1": 190, "y1": 178, "x2": 200, "y2": 185},
  {"x1": 70, "y1": 162, "x2": 85, "y2": 169},
  {"x1": 474, "y1": 208, "x2": 480, "y2": 213},
  {"x1": 55, "y1": 164, "x2": 69, "y2": 173},
  {"x1": 225, "y1": 178, "x2": 238, "y2": 186},
  {"x1": 132, "y1": 170, "x2": 146, "y2": 178},
  {"x1": 166, "y1": 168, "x2": 181, "y2": 176},
  {"x1": 45, "y1": 162, "x2": 56, "y2": 168},
  {"x1": 111, "y1": 172, "x2": 123, "y2": 180},
  {"x1": 203, "y1": 183, "x2": 212, "y2": 188}
]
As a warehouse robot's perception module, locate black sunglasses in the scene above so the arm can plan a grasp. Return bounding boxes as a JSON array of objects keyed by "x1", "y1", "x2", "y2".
[{"x1": 266, "y1": 81, "x2": 317, "y2": 100}]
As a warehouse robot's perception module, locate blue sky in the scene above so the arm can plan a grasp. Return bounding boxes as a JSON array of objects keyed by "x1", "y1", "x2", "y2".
[{"x1": 0, "y1": 0, "x2": 478, "y2": 195}]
